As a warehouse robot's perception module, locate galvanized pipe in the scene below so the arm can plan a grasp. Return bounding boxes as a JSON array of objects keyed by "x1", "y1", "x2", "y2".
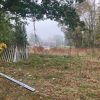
[{"x1": 0, "y1": 72, "x2": 35, "y2": 92}]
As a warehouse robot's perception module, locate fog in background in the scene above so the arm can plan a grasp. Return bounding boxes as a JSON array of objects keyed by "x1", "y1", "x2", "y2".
[{"x1": 26, "y1": 19, "x2": 64, "y2": 42}]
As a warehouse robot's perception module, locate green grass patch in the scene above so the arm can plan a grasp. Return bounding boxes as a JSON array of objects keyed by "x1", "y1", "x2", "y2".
[
  {"x1": 0, "y1": 54, "x2": 83, "y2": 70},
  {"x1": 86, "y1": 92, "x2": 98, "y2": 98},
  {"x1": 79, "y1": 84, "x2": 92, "y2": 90}
]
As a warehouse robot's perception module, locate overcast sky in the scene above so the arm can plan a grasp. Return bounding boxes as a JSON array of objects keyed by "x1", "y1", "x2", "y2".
[{"x1": 26, "y1": 19, "x2": 64, "y2": 41}]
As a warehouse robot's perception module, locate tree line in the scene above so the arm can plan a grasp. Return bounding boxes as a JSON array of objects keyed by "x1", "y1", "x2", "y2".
[{"x1": 63, "y1": 0, "x2": 100, "y2": 48}]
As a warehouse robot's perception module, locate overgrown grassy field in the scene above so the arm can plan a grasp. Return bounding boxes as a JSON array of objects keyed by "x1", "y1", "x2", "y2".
[{"x1": 0, "y1": 54, "x2": 100, "y2": 100}]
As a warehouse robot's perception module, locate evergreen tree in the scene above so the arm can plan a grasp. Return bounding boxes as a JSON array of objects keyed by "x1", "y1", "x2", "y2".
[
  {"x1": 15, "y1": 17, "x2": 27, "y2": 47},
  {"x1": 0, "y1": 12, "x2": 15, "y2": 46},
  {"x1": 0, "y1": 0, "x2": 85, "y2": 30}
]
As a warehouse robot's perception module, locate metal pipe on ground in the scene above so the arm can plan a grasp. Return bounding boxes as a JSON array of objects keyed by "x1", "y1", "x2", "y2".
[{"x1": 0, "y1": 72, "x2": 35, "y2": 92}]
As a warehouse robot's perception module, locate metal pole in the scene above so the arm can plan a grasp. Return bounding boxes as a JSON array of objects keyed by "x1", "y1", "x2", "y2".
[{"x1": 0, "y1": 72, "x2": 35, "y2": 92}]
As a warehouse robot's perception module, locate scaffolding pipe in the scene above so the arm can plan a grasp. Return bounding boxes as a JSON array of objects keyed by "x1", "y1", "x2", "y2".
[{"x1": 0, "y1": 72, "x2": 35, "y2": 92}]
